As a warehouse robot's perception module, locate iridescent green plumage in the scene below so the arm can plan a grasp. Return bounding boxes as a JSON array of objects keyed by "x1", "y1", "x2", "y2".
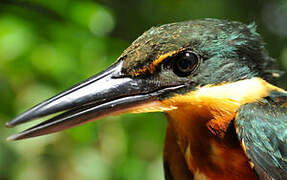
[
  {"x1": 121, "y1": 19, "x2": 278, "y2": 84},
  {"x1": 236, "y1": 91, "x2": 287, "y2": 180}
]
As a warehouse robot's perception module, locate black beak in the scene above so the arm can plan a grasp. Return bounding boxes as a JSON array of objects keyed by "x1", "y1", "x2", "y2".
[{"x1": 6, "y1": 60, "x2": 183, "y2": 141}]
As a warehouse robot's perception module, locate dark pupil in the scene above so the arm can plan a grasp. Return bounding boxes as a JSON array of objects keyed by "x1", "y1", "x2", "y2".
[
  {"x1": 177, "y1": 53, "x2": 196, "y2": 72},
  {"x1": 173, "y1": 51, "x2": 199, "y2": 77}
]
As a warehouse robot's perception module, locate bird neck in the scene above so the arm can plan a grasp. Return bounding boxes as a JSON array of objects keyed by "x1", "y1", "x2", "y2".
[
  {"x1": 162, "y1": 77, "x2": 284, "y2": 136},
  {"x1": 161, "y1": 77, "x2": 284, "y2": 179}
]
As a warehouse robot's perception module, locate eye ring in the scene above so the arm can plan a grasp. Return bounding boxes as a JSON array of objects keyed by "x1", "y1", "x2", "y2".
[{"x1": 173, "y1": 50, "x2": 200, "y2": 77}]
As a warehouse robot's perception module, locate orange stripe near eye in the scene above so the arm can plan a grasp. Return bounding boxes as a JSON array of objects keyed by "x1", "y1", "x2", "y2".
[{"x1": 130, "y1": 48, "x2": 184, "y2": 76}]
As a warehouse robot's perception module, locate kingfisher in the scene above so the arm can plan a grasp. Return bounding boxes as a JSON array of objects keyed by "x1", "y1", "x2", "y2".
[{"x1": 6, "y1": 18, "x2": 287, "y2": 180}]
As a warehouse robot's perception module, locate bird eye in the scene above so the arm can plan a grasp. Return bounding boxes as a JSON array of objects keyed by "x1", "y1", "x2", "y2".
[{"x1": 173, "y1": 50, "x2": 200, "y2": 77}]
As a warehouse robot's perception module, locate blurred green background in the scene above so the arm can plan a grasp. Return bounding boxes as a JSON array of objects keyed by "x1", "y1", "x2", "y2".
[{"x1": 0, "y1": 0, "x2": 287, "y2": 179}]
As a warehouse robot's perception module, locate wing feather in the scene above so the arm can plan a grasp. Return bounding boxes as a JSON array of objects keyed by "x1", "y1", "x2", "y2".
[{"x1": 235, "y1": 95, "x2": 287, "y2": 180}]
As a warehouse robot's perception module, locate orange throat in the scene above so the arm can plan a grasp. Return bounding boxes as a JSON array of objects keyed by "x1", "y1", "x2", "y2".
[
  {"x1": 126, "y1": 77, "x2": 285, "y2": 179},
  {"x1": 162, "y1": 77, "x2": 284, "y2": 136},
  {"x1": 165, "y1": 106, "x2": 257, "y2": 180},
  {"x1": 159, "y1": 77, "x2": 285, "y2": 179}
]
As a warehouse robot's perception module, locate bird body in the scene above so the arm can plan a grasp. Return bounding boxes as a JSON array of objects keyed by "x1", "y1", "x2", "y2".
[
  {"x1": 163, "y1": 78, "x2": 284, "y2": 179},
  {"x1": 6, "y1": 19, "x2": 287, "y2": 179}
]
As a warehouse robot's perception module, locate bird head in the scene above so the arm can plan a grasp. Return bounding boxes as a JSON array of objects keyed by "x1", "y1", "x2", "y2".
[{"x1": 6, "y1": 18, "x2": 279, "y2": 140}]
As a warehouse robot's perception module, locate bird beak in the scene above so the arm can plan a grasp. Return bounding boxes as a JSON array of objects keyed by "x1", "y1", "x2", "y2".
[{"x1": 6, "y1": 60, "x2": 182, "y2": 141}]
